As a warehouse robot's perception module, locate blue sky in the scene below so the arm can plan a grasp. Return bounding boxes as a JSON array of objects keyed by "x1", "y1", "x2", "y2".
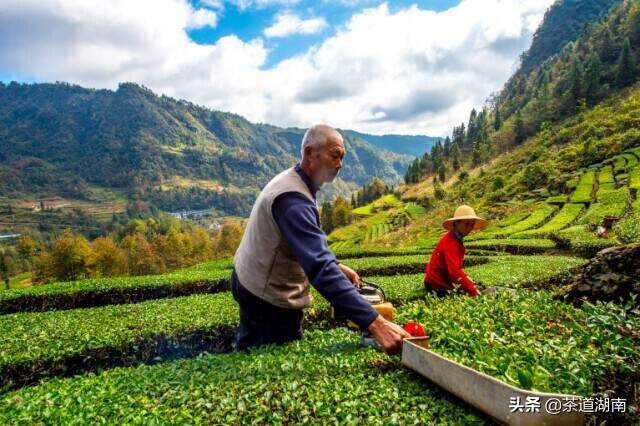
[
  {"x1": 187, "y1": 1, "x2": 461, "y2": 67},
  {"x1": 0, "y1": 0, "x2": 553, "y2": 135}
]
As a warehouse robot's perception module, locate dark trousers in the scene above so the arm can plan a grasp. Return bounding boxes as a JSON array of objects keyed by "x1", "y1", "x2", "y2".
[
  {"x1": 424, "y1": 282, "x2": 452, "y2": 298},
  {"x1": 231, "y1": 268, "x2": 303, "y2": 351}
]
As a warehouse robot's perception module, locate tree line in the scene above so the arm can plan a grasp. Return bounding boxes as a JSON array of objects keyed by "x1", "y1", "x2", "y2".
[{"x1": 0, "y1": 215, "x2": 244, "y2": 285}]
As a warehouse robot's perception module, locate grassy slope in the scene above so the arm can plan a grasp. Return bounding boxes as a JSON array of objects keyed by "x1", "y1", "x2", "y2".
[{"x1": 329, "y1": 83, "x2": 640, "y2": 252}]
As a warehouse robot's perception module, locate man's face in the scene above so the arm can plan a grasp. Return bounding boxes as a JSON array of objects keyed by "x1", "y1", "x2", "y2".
[
  {"x1": 306, "y1": 135, "x2": 345, "y2": 185},
  {"x1": 454, "y1": 219, "x2": 476, "y2": 236}
]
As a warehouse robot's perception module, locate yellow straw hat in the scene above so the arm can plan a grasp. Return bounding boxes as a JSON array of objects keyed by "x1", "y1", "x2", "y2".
[{"x1": 442, "y1": 205, "x2": 488, "y2": 231}]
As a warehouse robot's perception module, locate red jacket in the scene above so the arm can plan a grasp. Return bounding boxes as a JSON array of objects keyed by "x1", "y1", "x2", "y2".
[{"x1": 424, "y1": 230, "x2": 479, "y2": 297}]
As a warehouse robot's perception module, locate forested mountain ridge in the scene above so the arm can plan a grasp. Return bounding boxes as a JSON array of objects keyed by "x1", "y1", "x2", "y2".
[
  {"x1": 519, "y1": 0, "x2": 621, "y2": 74},
  {"x1": 404, "y1": 0, "x2": 639, "y2": 186},
  {"x1": 343, "y1": 130, "x2": 440, "y2": 157},
  {"x1": 327, "y1": 0, "x2": 640, "y2": 253},
  {"x1": 0, "y1": 82, "x2": 413, "y2": 215}
]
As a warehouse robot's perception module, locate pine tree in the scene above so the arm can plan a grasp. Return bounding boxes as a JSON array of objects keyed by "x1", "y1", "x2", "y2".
[
  {"x1": 438, "y1": 164, "x2": 446, "y2": 183},
  {"x1": 472, "y1": 148, "x2": 481, "y2": 167},
  {"x1": 628, "y1": 3, "x2": 640, "y2": 48},
  {"x1": 443, "y1": 136, "x2": 451, "y2": 157},
  {"x1": 466, "y1": 109, "x2": 478, "y2": 147},
  {"x1": 404, "y1": 159, "x2": 419, "y2": 184},
  {"x1": 452, "y1": 123, "x2": 465, "y2": 146},
  {"x1": 514, "y1": 111, "x2": 526, "y2": 145},
  {"x1": 615, "y1": 37, "x2": 636, "y2": 87},
  {"x1": 568, "y1": 57, "x2": 585, "y2": 104},
  {"x1": 451, "y1": 144, "x2": 461, "y2": 170},
  {"x1": 493, "y1": 104, "x2": 502, "y2": 131},
  {"x1": 320, "y1": 201, "x2": 334, "y2": 234},
  {"x1": 583, "y1": 53, "x2": 602, "y2": 105},
  {"x1": 475, "y1": 109, "x2": 487, "y2": 143},
  {"x1": 599, "y1": 27, "x2": 618, "y2": 64}
]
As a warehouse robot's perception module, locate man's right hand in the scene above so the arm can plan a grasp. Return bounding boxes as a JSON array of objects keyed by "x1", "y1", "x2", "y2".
[{"x1": 367, "y1": 315, "x2": 411, "y2": 355}]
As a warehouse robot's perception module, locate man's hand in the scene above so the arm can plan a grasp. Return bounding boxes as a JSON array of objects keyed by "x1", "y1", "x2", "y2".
[
  {"x1": 368, "y1": 315, "x2": 411, "y2": 355},
  {"x1": 480, "y1": 287, "x2": 497, "y2": 296},
  {"x1": 338, "y1": 263, "x2": 361, "y2": 286}
]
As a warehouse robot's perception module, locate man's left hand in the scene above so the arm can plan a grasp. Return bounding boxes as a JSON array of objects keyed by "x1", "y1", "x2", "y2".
[{"x1": 338, "y1": 263, "x2": 361, "y2": 286}]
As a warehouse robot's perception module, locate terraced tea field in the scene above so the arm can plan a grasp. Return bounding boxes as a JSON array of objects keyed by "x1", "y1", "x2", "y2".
[
  {"x1": 1, "y1": 242, "x2": 636, "y2": 424},
  {"x1": 464, "y1": 152, "x2": 639, "y2": 256},
  {"x1": 331, "y1": 148, "x2": 639, "y2": 255},
  {"x1": 2, "y1": 152, "x2": 639, "y2": 423},
  {"x1": 2, "y1": 147, "x2": 638, "y2": 423},
  {"x1": 3, "y1": 3, "x2": 640, "y2": 422}
]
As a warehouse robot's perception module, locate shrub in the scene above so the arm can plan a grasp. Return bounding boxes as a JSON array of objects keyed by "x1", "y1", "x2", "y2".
[
  {"x1": 0, "y1": 293, "x2": 238, "y2": 390},
  {"x1": 493, "y1": 204, "x2": 558, "y2": 236},
  {"x1": 554, "y1": 225, "x2": 617, "y2": 257},
  {"x1": 515, "y1": 203, "x2": 584, "y2": 237},
  {"x1": 613, "y1": 213, "x2": 640, "y2": 243},
  {"x1": 630, "y1": 166, "x2": 640, "y2": 190},
  {"x1": 0, "y1": 328, "x2": 485, "y2": 424},
  {"x1": 546, "y1": 195, "x2": 568, "y2": 204},
  {"x1": 492, "y1": 176, "x2": 505, "y2": 191},
  {"x1": 570, "y1": 169, "x2": 596, "y2": 203},
  {"x1": 0, "y1": 262, "x2": 232, "y2": 314},
  {"x1": 397, "y1": 291, "x2": 640, "y2": 395},
  {"x1": 521, "y1": 163, "x2": 549, "y2": 190},
  {"x1": 465, "y1": 238, "x2": 556, "y2": 254}
]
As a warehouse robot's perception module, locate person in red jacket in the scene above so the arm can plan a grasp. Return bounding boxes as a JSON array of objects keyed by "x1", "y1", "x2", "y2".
[{"x1": 424, "y1": 205, "x2": 488, "y2": 297}]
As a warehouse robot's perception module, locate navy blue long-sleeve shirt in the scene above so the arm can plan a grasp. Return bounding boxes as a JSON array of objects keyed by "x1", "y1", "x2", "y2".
[{"x1": 271, "y1": 164, "x2": 379, "y2": 330}]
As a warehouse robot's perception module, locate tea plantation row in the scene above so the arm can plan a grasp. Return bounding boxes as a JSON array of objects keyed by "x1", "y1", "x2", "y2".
[{"x1": 0, "y1": 255, "x2": 584, "y2": 392}]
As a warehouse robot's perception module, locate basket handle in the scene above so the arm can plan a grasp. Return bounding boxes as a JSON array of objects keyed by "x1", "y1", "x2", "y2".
[{"x1": 360, "y1": 279, "x2": 387, "y2": 301}]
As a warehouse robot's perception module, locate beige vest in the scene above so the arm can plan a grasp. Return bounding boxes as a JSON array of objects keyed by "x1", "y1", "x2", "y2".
[{"x1": 233, "y1": 167, "x2": 316, "y2": 309}]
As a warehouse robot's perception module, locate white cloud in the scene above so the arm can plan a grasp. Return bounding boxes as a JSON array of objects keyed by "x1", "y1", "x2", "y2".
[
  {"x1": 264, "y1": 12, "x2": 327, "y2": 38},
  {"x1": 199, "y1": 0, "x2": 225, "y2": 10},
  {"x1": 261, "y1": 0, "x2": 553, "y2": 135},
  {"x1": 187, "y1": 8, "x2": 218, "y2": 29},
  {"x1": 0, "y1": 0, "x2": 554, "y2": 136},
  {"x1": 228, "y1": 0, "x2": 300, "y2": 11}
]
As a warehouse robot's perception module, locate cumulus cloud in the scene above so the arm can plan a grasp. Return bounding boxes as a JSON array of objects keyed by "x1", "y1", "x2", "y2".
[
  {"x1": 0, "y1": 0, "x2": 266, "y2": 109},
  {"x1": 187, "y1": 8, "x2": 218, "y2": 29},
  {"x1": 263, "y1": 1, "x2": 553, "y2": 134},
  {"x1": 264, "y1": 12, "x2": 327, "y2": 38},
  {"x1": 0, "y1": 0, "x2": 554, "y2": 135}
]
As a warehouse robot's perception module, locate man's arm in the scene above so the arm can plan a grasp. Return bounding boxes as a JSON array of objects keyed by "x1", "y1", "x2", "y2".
[{"x1": 272, "y1": 193, "x2": 378, "y2": 329}]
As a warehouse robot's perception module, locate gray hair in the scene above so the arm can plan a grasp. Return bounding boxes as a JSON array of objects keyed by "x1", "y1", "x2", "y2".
[{"x1": 300, "y1": 124, "x2": 342, "y2": 158}]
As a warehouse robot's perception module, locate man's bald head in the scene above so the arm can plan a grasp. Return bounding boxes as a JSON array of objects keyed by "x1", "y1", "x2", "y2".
[
  {"x1": 300, "y1": 124, "x2": 343, "y2": 159},
  {"x1": 300, "y1": 124, "x2": 346, "y2": 186}
]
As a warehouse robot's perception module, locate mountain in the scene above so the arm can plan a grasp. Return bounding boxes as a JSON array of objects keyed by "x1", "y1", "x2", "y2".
[
  {"x1": 0, "y1": 82, "x2": 412, "y2": 216},
  {"x1": 343, "y1": 130, "x2": 439, "y2": 157},
  {"x1": 404, "y1": 0, "x2": 639, "y2": 185},
  {"x1": 519, "y1": 0, "x2": 621, "y2": 75},
  {"x1": 330, "y1": 0, "x2": 640, "y2": 255}
]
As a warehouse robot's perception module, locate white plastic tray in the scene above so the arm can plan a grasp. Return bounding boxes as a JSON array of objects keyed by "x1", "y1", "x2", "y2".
[{"x1": 402, "y1": 337, "x2": 584, "y2": 426}]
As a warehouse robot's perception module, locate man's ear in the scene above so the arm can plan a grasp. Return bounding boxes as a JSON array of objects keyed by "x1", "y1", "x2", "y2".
[{"x1": 304, "y1": 145, "x2": 315, "y2": 160}]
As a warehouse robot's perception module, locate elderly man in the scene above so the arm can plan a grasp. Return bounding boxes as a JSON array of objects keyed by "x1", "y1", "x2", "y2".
[
  {"x1": 423, "y1": 205, "x2": 488, "y2": 297},
  {"x1": 232, "y1": 124, "x2": 410, "y2": 354}
]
